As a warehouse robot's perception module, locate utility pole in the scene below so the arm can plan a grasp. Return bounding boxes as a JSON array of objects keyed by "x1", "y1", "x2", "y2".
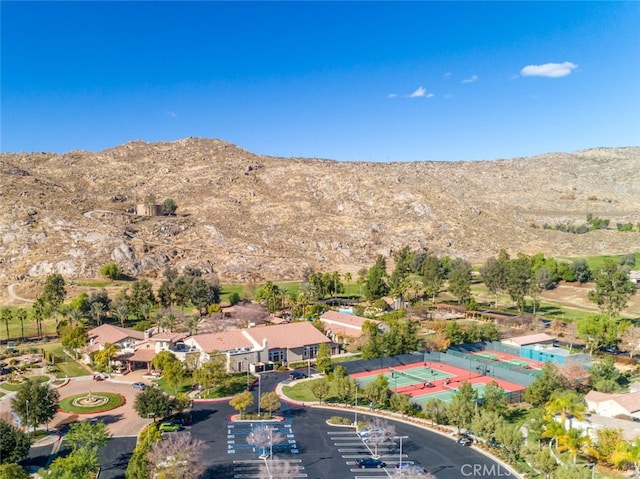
[{"x1": 394, "y1": 435, "x2": 409, "y2": 471}]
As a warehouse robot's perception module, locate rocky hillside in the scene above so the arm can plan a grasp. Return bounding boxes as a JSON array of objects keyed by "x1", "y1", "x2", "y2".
[{"x1": 1, "y1": 138, "x2": 638, "y2": 290}]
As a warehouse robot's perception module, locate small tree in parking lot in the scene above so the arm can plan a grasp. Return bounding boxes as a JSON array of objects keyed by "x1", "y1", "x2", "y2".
[
  {"x1": 229, "y1": 390, "x2": 253, "y2": 419},
  {"x1": 259, "y1": 392, "x2": 281, "y2": 418}
]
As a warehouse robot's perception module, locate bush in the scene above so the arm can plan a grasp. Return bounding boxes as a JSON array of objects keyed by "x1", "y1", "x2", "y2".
[{"x1": 327, "y1": 416, "x2": 353, "y2": 425}]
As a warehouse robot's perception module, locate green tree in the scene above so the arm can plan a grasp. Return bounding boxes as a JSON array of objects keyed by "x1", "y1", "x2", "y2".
[
  {"x1": 480, "y1": 381, "x2": 508, "y2": 416},
  {"x1": 360, "y1": 320, "x2": 384, "y2": 359},
  {"x1": 125, "y1": 423, "x2": 162, "y2": 479},
  {"x1": 506, "y1": 254, "x2": 532, "y2": 312},
  {"x1": 494, "y1": 423, "x2": 524, "y2": 463},
  {"x1": 363, "y1": 255, "x2": 389, "y2": 301},
  {"x1": 310, "y1": 379, "x2": 330, "y2": 404},
  {"x1": 589, "y1": 355, "x2": 622, "y2": 392},
  {"x1": 229, "y1": 390, "x2": 254, "y2": 419},
  {"x1": 162, "y1": 359, "x2": 186, "y2": 395},
  {"x1": 588, "y1": 258, "x2": 636, "y2": 319},
  {"x1": 612, "y1": 436, "x2": 640, "y2": 479},
  {"x1": 444, "y1": 321, "x2": 465, "y2": 345},
  {"x1": 421, "y1": 255, "x2": 445, "y2": 303},
  {"x1": 134, "y1": 386, "x2": 172, "y2": 421},
  {"x1": 363, "y1": 374, "x2": 389, "y2": 408},
  {"x1": 524, "y1": 363, "x2": 563, "y2": 407},
  {"x1": 148, "y1": 431, "x2": 205, "y2": 479},
  {"x1": 422, "y1": 398, "x2": 448, "y2": 425},
  {"x1": 60, "y1": 325, "x2": 88, "y2": 359},
  {"x1": 389, "y1": 392, "x2": 412, "y2": 416},
  {"x1": 0, "y1": 418, "x2": 30, "y2": 464},
  {"x1": 112, "y1": 304, "x2": 129, "y2": 327},
  {"x1": 577, "y1": 314, "x2": 619, "y2": 354},
  {"x1": 572, "y1": 259, "x2": 592, "y2": 284},
  {"x1": 93, "y1": 342, "x2": 120, "y2": 373},
  {"x1": 0, "y1": 463, "x2": 29, "y2": 479},
  {"x1": 334, "y1": 375, "x2": 356, "y2": 406},
  {"x1": 447, "y1": 381, "x2": 477, "y2": 433},
  {"x1": 557, "y1": 427, "x2": 590, "y2": 465},
  {"x1": 448, "y1": 258, "x2": 472, "y2": 303},
  {"x1": 594, "y1": 427, "x2": 625, "y2": 467},
  {"x1": 480, "y1": 250, "x2": 510, "y2": 307},
  {"x1": 163, "y1": 198, "x2": 177, "y2": 215},
  {"x1": 45, "y1": 446, "x2": 100, "y2": 479},
  {"x1": 193, "y1": 352, "x2": 228, "y2": 395},
  {"x1": 99, "y1": 263, "x2": 121, "y2": 280},
  {"x1": 130, "y1": 279, "x2": 156, "y2": 318},
  {"x1": 14, "y1": 308, "x2": 28, "y2": 341},
  {"x1": 527, "y1": 448, "x2": 558, "y2": 479},
  {"x1": 545, "y1": 390, "x2": 586, "y2": 427},
  {"x1": 1, "y1": 308, "x2": 12, "y2": 343},
  {"x1": 11, "y1": 381, "x2": 59, "y2": 434},
  {"x1": 259, "y1": 392, "x2": 281, "y2": 417},
  {"x1": 41, "y1": 273, "x2": 67, "y2": 325},
  {"x1": 228, "y1": 292, "x2": 241, "y2": 306},
  {"x1": 256, "y1": 281, "x2": 282, "y2": 313},
  {"x1": 470, "y1": 409, "x2": 504, "y2": 442},
  {"x1": 554, "y1": 465, "x2": 592, "y2": 479},
  {"x1": 64, "y1": 420, "x2": 111, "y2": 450},
  {"x1": 316, "y1": 343, "x2": 332, "y2": 374}
]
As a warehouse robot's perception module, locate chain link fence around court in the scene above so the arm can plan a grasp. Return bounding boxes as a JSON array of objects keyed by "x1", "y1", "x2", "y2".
[{"x1": 339, "y1": 348, "x2": 537, "y2": 388}]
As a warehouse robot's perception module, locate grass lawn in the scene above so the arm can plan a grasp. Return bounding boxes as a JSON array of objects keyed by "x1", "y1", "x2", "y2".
[
  {"x1": 40, "y1": 343, "x2": 91, "y2": 378},
  {"x1": 199, "y1": 374, "x2": 249, "y2": 399},
  {"x1": 153, "y1": 376, "x2": 195, "y2": 396},
  {"x1": 0, "y1": 375, "x2": 50, "y2": 391},
  {"x1": 281, "y1": 377, "x2": 339, "y2": 403},
  {"x1": 558, "y1": 252, "x2": 640, "y2": 271},
  {"x1": 58, "y1": 392, "x2": 125, "y2": 414}
]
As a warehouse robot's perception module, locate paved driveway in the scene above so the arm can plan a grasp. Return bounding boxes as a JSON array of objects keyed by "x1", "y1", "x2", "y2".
[{"x1": 51, "y1": 376, "x2": 153, "y2": 437}]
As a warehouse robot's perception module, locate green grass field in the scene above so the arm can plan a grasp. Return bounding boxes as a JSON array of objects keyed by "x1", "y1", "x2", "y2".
[{"x1": 558, "y1": 252, "x2": 640, "y2": 271}]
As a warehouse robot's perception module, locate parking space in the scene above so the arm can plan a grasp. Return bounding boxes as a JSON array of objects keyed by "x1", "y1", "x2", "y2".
[{"x1": 227, "y1": 420, "x2": 298, "y2": 456}]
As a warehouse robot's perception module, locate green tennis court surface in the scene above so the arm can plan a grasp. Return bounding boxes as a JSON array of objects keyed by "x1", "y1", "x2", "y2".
[
  {"x1": 502, "y1": 358, "x2": 536, "y2": 368},
  {"x1": 354, "y1": 366, "x2": 453, "y2": 389},
  {"x1": 471, "y1": 351, "x2": 501, "y2": 360},
  {"x1": 411, "y1": 383, "x2": 489, "y2": 405}
]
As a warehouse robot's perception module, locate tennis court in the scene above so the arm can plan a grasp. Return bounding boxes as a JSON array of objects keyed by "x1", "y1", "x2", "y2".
[
  {"x1": 469, "y1": 349, "x2": 544, "y2": 370},
  {"x1": 353, "y1": 364, "x2": 454, "y2": 389},
  {"x1": 411, "y1": 382, "x2": 489, "y2": 405}
]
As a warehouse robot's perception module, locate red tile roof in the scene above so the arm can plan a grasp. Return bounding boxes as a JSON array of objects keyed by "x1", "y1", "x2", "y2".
[
  {"x1": 87, "y1": 324, "x2": 145, "y2": 346},
  {"x1": 248, "y1": 322, "x2": 331, "y2": 349},
  {"x1": 188, "y1": 330, "x2": 255, "y2": 353}
]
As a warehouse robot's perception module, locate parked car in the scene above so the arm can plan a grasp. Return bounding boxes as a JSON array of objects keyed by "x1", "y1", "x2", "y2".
[
  {"x1": 358, "y1": 427, "x2": 384, "y2": 441},
  {"x1": 289, "y1": 370, "x2": 307, "y2": 380},
  {"x1": 132, "y1": 382, "x2": 147, "y2": 390},
  {"x1": 457, "y1": 436, "x2": 473, "y2": 446},
  {"x1": 93, "y1": 373, "x2": 107, "y2": 381},
  {"x1": 159, "y1": 421, "x2": 182, "y2": 432},
  {"x1": 487, "y1": 439, "x2": 501, "y2": 448},
  {"x1": 395, "y1": 461, "x2": 428, "y2": 474},
  {"x1": 355, "y1": 458, "x2": 387, "y2": 469}
]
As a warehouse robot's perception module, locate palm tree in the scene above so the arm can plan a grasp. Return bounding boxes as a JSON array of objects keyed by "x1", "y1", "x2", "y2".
[
  {"x1": 183, "y1": 314, "x2": 201, "y2": 336},
  {"x1": 112, "y1": 304, "x2": 129, "y2": 327},
  {"x1": 90, "y1": 302, "x2": 105, "y2": 326},
  {"x1": 15, "y1": 308, "x2": 28, "y2": 340},
  {"x1": 557, "y1": 427, "x2": 590, "y2": 465},
  {"x1": 546, "y1": 391, "x2": 586, "y2": 428},
  {"x1": 344, "y1": 272, "x2": 352, "y2": 298},
  {"x1": 138, "y1": 303, "x2": 152, "y2": 322},
  {"x1": 612, "y1": 437, "x2": 640, "y2": 479},
  {"x1": 67, "y1": 308, "x2": 85, "y2": 328},
  {"x1": 1, "y1": 308, "x2": 12, "y2": 343}
]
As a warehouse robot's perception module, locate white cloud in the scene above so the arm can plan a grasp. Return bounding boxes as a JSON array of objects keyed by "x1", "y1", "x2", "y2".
[
  {"x1": 520, "y1": 62, "x2": 578, "y2": 78},
  {"x1": 462, "y1": 75, "x2": 478, "y2": 83},
  {"x1": 410, "y1": 86, "x2": 426, "y2": 98},
  {"x1": 443, "y1": 72, "x2": 452, "y2": 79},
  {"x1": 166, "y1": 111, "x2": 177, "y2": 117},
  {"x1": 387, "y1": 93, "x2": 398, "y2": 98},
  {"x1": 426, "y1": 93, "x2": 435, "y2": 98}
]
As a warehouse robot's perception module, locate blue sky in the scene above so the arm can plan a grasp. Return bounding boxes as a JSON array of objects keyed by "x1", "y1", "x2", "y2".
[{"x1": 2, "y1": 1, "x2": 639, "y2": 162}]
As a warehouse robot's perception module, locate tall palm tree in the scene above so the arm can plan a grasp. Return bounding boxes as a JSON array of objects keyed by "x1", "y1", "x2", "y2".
[
  {"x1": 67, "y1": 308, "x2": 85, "y2": 328},
  {"x1": 344, "y1": 272, "x2": 352, "y2": 298},
  {"x1": 112, "y1": 304, "x2": 129, "y2": 327},
  {"x1": 15, "y1": 308, "x2": 28, "y2": 341},
  {"x1": 183, "y1": 314, "x2": 201, "y2": 336},
  {"x1": 90, "y1": 302, "x2": 105, "y2": 326},
  {"x1": 1, "y1": 308, "x2": 12, "y2": 343}
]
